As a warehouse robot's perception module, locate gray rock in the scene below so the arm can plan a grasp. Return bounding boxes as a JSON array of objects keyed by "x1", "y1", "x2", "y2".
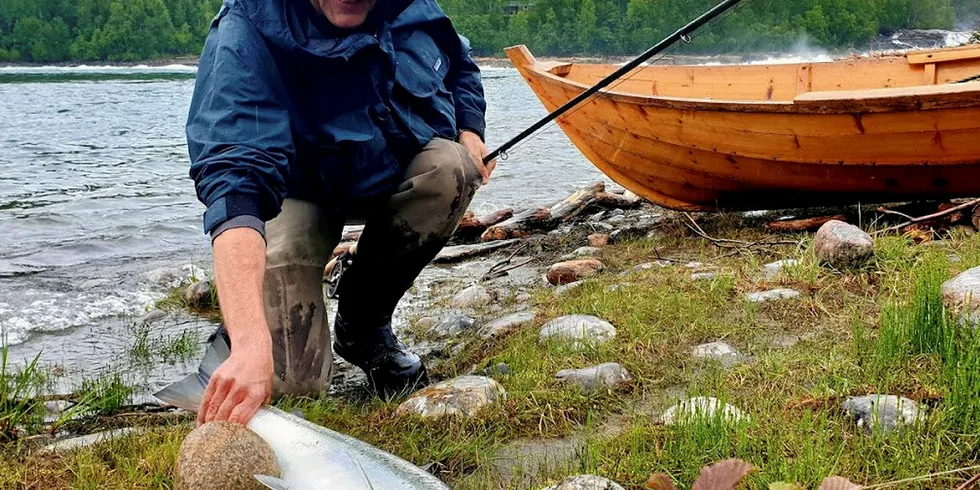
[
  {"x1": 137, "y1": 309, "x2": 167, "y2": 325},
  {"x1": 606, "y1": 215, "x2": 625, "y2": 224},
  {"x1": 482, "y1": 362, "x2": 511, "y2": 377},
  {"x1": 685, "y1": 261, "x2": 705, "y2": 269},
  {"x1": 415, "y1": 316, "x2": 440, "y2": 329},
  {"x1": 396, "y1": 375, "x2": 506, "y2": 419},
  {"x1": 746, "y1": 288, "x2": 802, "y2": 303},
  {"x1": 431, "y1": 314, "x2": 476, "y2": 338},
  {"x1": 814, "y1": 220, "x2": 874, "y2": 269},
  {"x1": 479, "y1": 311, "x2": 536, "y2": 339},
  {"x1": 145, "y1": 267, "x2": 181, "y2": 287},
  {"x1": 763, "y1": 259, "x2": 799, "y2": 279},
  {"x1": 589, "y1": 211, "x2": 607, "y2": 221},
  {"x1": 42, "y1": 427, "x2": 146, "y2": 453},
  {"x1": 609, "y1": 209, "x2": 625, "y2": 218},
  {"x1": 661, "y1": 397, "x2": 748, "y2": 425},
  {"x1": 451, "y1": 285, "x2": 493, "y2": 309},
  {"x1": 554, "y1": 281, "x2": 585, "y2": 296},
  {"x1": 539, "y1": 315, "x2": 617, "y2": 348},
  {"x1": 43, "y1": 400, "x2": 75, "y2": 423},
  {"x1": 588, "y1": 222, "x2": 615, "y2": 231},
  {"x1": 692, "y1": 342, "x2": 741, "y2": 366},
  {"x1": 561, "y1": 247, "x2": 603, "y2": 261},
  {"x1": 543, "y1": 475, "x2": 625, "y2": 490},
  {"x1": 605, "y1": 283, "x2": 631, "y2": 292},
  {"x1": 843, "y1": 394, "x2": 922, "y2": 433},
  {"x1": 556, "y1": 363, "x2": 631, "y2": 392},
  {"x1": 515, "y1": 291, "x2": 532, "y2": 303},
  {"x1": 942, "y1": 266, "x2": 980, "y2": 312},
  {"x1": 182, "y1": 281, "x2": 213, "y2": 307},
  {"x1": 690, "y1": 272, "x2": 717, "y2": 281}
]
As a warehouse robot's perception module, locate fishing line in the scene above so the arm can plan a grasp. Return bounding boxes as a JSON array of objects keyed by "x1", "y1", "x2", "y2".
[{"x1": 484, "y1": 0, "x2": 757, "y2": 164}]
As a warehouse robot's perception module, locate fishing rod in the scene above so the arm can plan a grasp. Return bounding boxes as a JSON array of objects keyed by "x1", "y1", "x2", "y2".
[{"x1": 483, "y1": 0, "x2": 745, "y2": 164}]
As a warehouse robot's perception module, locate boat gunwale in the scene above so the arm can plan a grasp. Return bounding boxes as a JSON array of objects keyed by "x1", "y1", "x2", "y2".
[{"x1": 514, "y1": 50, "x2": 980, "y2": 114}]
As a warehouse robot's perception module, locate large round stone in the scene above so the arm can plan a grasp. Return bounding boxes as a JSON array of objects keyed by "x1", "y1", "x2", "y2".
[
  {"x1": 814, "y1": 220, "x2": 874, "y2": 269},
  {"x1": 396, "y1": 375, "x2": 506, "y2": 419},
  {"x1": 176, "y1": 421, "x2": 280, "y2": 490},
  {"x1": 539, "y1": 315, "x2": 616, "y2": 348}
]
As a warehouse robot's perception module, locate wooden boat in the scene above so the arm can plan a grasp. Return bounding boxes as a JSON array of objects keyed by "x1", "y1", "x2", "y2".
[{"x1": 505, "y1": 44, "x2": 980, "y2": 211}]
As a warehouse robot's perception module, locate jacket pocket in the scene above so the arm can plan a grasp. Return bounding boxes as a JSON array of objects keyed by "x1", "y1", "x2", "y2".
[{"x1": 394, "y1": 30, "x2": 449, "y2": 99}]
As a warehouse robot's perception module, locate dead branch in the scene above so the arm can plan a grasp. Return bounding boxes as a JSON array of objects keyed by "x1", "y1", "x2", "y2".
[{"x1": 874, "y1": 198, "x2": 980, "y2": 235}]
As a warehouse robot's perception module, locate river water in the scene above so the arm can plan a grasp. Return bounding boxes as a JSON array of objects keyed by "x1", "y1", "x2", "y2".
[{"x1": 0, "y1": 64, "x2": 604, "y2": 393}]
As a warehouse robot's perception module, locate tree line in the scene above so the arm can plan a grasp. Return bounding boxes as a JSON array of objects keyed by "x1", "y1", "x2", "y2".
[{"x1": 0, "y1": 0, "x2": 977, "y2": 62}]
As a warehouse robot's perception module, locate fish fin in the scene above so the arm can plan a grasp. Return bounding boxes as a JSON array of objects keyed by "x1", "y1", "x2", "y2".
[
  {"x1": 254, "y1": 474, "x2": 291, "y2": 490},
  {"x1": 152, "y1": 329, "x2": 231, "y2": 412}
]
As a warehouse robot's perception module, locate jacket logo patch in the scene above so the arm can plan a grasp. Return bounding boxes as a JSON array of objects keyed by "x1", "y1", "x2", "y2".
[{"x1": 432, "y1": 58, "x2": 442, "y2": 72}]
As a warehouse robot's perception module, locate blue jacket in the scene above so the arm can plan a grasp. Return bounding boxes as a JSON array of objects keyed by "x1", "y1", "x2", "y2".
[{"x1": 186, "y1": 0, "x2": 487, "y2": 235}]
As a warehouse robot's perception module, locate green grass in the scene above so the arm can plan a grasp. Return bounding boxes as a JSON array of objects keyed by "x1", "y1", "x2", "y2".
[
  {"x1": 1, "y1": 212, "x2": 979, "y2": 489},
  {"x1": 0, "y1": 347, "x2": 47, "y2": 442}
]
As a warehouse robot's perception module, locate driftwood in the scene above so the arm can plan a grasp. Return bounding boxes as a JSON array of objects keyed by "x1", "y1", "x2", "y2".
[
  {"x1": 874, "y1": 198, "x2": 980, "y2": 235},
  {"x1": 434, "y1": 239, "x2": 520, "y2": 263},
  {"x1": 596, "y1": 190, "x2": 642, "y2": 209},
  {"x1": 765, "y1": 215, "x2": 848, "y2": 232},
  {"x1": 973, "y1": 204, "x2": 980, "y2": 230},
  {"x1": 455, "y1": 208, "x2": 515, "y2": 237},
  {"x1": 549, "y1": 182, "x2": 605, "y2": 222},
  {"x1": 481, "y1": 207, "x2": 552, "y2": 241}
]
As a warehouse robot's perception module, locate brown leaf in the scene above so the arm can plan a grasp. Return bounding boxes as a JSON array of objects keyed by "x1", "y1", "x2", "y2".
[
  {"x1": 645, "y1": 473, "x2": 677, "y2": 490},
  {"x1": 818, "y1": 476, "x2": 862, "y2": 490},
  {"x1": 691, "y1": 459, "x2": 758, "y2": 490}
]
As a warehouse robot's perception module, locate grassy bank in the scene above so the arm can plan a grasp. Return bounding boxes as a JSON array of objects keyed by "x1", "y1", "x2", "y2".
[{"x1": 2, "y1": 212, "x2": 979, "y2": 489}]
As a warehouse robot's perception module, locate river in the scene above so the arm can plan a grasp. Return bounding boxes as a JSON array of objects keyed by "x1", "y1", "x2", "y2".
[{"x1": 0, "y1": 64, "x2": 604, "y2": 394}]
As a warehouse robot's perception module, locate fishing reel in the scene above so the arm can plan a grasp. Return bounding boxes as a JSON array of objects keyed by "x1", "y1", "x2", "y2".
[{"x1": 324, "y1": 243, "x2": 357, "y2": 299}]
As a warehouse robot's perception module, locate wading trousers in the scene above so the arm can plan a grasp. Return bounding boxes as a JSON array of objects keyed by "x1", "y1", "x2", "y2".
[{"x1": 263, "y1": 138, "x2": 482, "y2": 396}]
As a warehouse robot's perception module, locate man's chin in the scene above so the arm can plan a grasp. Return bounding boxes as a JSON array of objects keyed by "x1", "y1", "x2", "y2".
[{"x1": 325, "y1": 13, "x2": 370, "y2": 29}]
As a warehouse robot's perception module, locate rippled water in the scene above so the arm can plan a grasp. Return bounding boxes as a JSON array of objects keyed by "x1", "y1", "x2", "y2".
[{"x1": 0, "y1": 65, "x2": 603, "y2": 392}]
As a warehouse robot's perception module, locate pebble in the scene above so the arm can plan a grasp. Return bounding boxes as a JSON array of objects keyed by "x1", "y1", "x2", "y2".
[
  {"x1": 692, "y1": 341, "x2": 741, "y2": 366},
  {"x1": 478, "y1": 311, "x2": 536, "y2": 339},
  {"x1": 554, "y1": 281, "x2": 585, "y2": 296},
  {"x1": 514, "y1": 291, "x2": 532, "y2": 303},
  {"x1": 450, "y1": 285, "x2": 493, "y2": 309},
  {"x1": 606, "y1": 215, "x2": 625, "y2": 224},
  {"x1": 661, "y1": 397, "x2": 748, "y2": 425},
  {"x1": 43, "y1": 400, "x2": 75, "y2": 424},
  {"x1": 482, "y1": 362, "x2": 511, "y2": 377},
  {"x1": 589, "y1": 211, "x2": 606, "y2": 221},
  {"x1": 941, "y1": 266, "x2": 980, "y2": 311},
  {"x1": 588, "y1": 233, "x2": 610, "y2": 247},
  {"x1": 609, "y1": 209, "x2": 625, "y2": 218},
  {"x1": 690, "y1": 272, "x2": 717, "y2": 281},
  {"x1": 415, "y1": 316, "x2": 439, "y2": 329},
  {"x1": 42, "y1": 428, "x2": 146, "y2": 453},
  {"x1": 183, "y1": 281, "x2": 213, "y2": 307},
  {"x1": 588, "y1": 222, "x2": 615, "y2": 231},
  {"x1": 605, "y1": 283, "x2": 631, "y2": 292},
  {"x1": 431, "y1": 314, "x2": 476, "y2": 338},
  {"x1": 560, "y1": 247, "x2": 603, "y2": 260},
  {"x1": 396, "y1": 375, "x2": 506, "y2": 419},
  {"x1": 814, "y1": 220, "x2": 874, "y2": 269},
  {"x1": 547, "y1": 259, "x2": 604, "y2": 286},
  {"x1": 539, "y1": 315, "x2": 616, "y2": 348},
  {"x1": 145, "y1": 267, "x2": 181, "y2": 287},
  {"x1": 763, "y1": 259, "x2": 799, "y2": 279},
  {"x1": 685, "y1": 261, "x2": 705, "y2": 269},
  {"x1": 543, "y1": 475, "x2": 625, "y2": 490},
  {"x1": 843, "y1": 394, "x2": 922, "y2": 433},
  {"x1": 556, "y1": 363, "x2": 631, "y2": 393},
  {"x1": 137, "y1": 309, "x2": 167, "y2": 325},
  {"x1": 746, "y1": 288, "x2": 802, "y2": 303}
]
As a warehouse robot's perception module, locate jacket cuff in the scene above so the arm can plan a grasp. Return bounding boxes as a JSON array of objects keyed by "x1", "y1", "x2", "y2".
[
  {"x1": 210, "y1": 215, "x2": 266, "y2": 244},
  {"x1": 202, "y1": 194, "x2": 265, "y2": 235},
  {"x1": 457, "y1": 111, "x2": 486, "y2": 142}
]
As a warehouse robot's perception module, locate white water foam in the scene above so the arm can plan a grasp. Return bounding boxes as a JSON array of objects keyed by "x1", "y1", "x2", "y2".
[{"x1": 0, "y1": 64, "x2": 198, "y2": 74}]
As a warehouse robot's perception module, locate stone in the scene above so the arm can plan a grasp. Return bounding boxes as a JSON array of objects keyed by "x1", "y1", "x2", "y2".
[
  {"x1": 661, "y1": 397, "x2": 748, "y2": 425},
  {"x1": 176, "y1": 421, "x2": 280, "y2": 490},
  {"x1": 42, "y1": 427, "x2": 146, "y2": 453},
  {"x1": 539, "y1": 315, "x2": 616, "y2": 348},
  {"x1": 814, "y1": 220, "x2": 874, "y2": 269},
  {"x1": 609, "y1": 209, "x2": 625, "y2": 218},
  {"x1": 589, "y1": 211, "x2": 606, "y2": 221},
  {"x1": 843, "y1": 395, "x2": 922, "y2": 433},
  {"x1": 685, "y1": 261, "x2": 705, "y2": 269},
  {"x1": 942, "y1": 266, "x2": 980, "y2": 311},
  {"x1": 183, "y1": 281, "x2": 213, "y2": 308},
  {"x1": 588, "y1": 234, "x2": 610, "y2": 247},
  {"x1": 605, "y1": 283, "x2": 631, "y2": 292},
  {"x1": 145, "y1": 267, "x2": 181, "y2": 287},
  {"x1": 415, "y1": 316, "x2": 439, "y2": 329},
  {"x1": 451, "y1": 285, "x2": 493, "y2": 309},
  {"x1": 138, "y1": 309, "x2": 167, "y2": 325},
  {"x1": 431, "y1": 314, "x2": 476, "y2": 338},
  {"x1": 543, "y1": 475, "x2": 626, "y2": 490},
  {"x1": 556, "y1": 363, "x2": 631, "y2": 393},
  {"x1": 396, "y1": 375, "x2": 506, "y2": 419},
  {"x1": 43, "y1": 400, "x2": 75, "y2": 423},
  {"x1": 606, "y1": 215, "x2": 625, "y2": 224},
  {"x1": 547, "y1": 259, "x2": 604, "y2": 286},
  {"x1": 746, "y1": 288, "x2": 802, "y2": 303},
  {"x1": 690, "y1": 272, "x2": 717, "y2": 281},
  {"x1": 515, "y1": 291, "x2": 532, "y2": 303},
  {"x1": 479, "y1": 311, "x2": 536, "y2": 339},
  {"x1": 692, "y1": 342, "x2": 741, "y2": 366},
  {"x1": 482, "y1": 362, "x2": 511, "y2": 377},
  {"x1": 560, "y1": 247, "x2": 603, "y2": 261},
  {"x1": 609, "y1": 215, "x2": 663, "y2": 243},
  {"x1": 763, "y1": 259, "x2": 799, "y2": 280},
  {"x1": 554, "y1": 281, "x2": 585, "y2": 296},
  {"x1": 588, "y1": 222, "x2": 615, "y2": 232}
]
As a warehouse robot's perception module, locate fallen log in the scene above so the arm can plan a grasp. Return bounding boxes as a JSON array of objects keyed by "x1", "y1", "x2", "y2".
[
  {"x1": 481, "y1": 207, "x2": 552, "y2": 241},
  {"x1": 455, "y1": 208, "x2": 515, "y2": 238},
  {"x1": 596, "y1": 190, "x2": 642, "y2": 209},
  {"x1": 766, "y1": 215, "x2": 848, "y2": 233},
  {"x1": 549, "y1": 182, "x2": 605, "y2": 222},
  {"x1": 973, "y1": 204, "x2": 980, "y2": 230},
  {"x1": 875, "y1": 198, "x2": 980, "y2": 235},
  {"x1": 434, "y1": 239, "x2": 520, "y2": 263}
]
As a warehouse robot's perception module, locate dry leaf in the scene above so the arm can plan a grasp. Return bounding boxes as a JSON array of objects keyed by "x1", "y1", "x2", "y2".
[
  {"x1": 645, "y1": 473, "x2": 677, "y2": 490},
  {"x1": 818, "y1": 476, "x2": 862, "y2": 490},
  {"x1": 768, "y1": 483, "x2": 805, "y2": 490},
  {"x1": 691, "y1": 459, "x2": 758, "y2": 490}
]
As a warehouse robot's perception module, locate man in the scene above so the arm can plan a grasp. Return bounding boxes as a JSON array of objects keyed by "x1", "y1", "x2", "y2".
[{"x1": 186, "y1": 0, "x2": 493, "y2": 426}]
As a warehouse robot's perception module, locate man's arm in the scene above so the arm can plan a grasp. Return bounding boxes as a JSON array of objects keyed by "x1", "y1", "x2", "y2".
[
  {"x1": 444, "y1": 33, "x2": 494, "y2": 183},
  {"x1": 186, "y1": 9, "x2": 292, "y2": 425}
]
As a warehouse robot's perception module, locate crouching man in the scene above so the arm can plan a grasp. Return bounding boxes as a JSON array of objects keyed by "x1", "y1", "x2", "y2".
[{"x1": 186, "y1": 0, "x2": 493, "y2": 425}]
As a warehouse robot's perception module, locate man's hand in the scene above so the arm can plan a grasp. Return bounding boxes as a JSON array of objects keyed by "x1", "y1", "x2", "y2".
[
  {"x1": 459, "y1": 130, "x2": 495, "y2": 185},
  {"x1": 198, "y1": 342, "x2": 273, "y2": 426}
]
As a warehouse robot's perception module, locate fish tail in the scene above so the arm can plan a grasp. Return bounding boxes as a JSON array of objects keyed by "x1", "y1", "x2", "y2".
[{"x1": 153, "y1": 326, "x2": 231, "y2": 412}]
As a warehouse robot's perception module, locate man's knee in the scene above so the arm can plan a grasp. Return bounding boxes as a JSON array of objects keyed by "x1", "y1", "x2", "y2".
[
  {"x1": 409, "y1": 138, "x2": 482, "y2": 200},
  {"x1": 265, "y1": 199, "x2": 340, "y2": 269}
]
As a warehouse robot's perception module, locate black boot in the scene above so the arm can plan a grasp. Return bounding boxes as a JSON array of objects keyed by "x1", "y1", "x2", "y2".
[{"x1": 332, "y1": 313, "x2": 428, "y2": 399}]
